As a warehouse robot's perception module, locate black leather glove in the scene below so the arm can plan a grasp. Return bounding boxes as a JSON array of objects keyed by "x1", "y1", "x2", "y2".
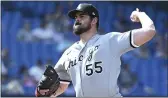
[{"x1": 35, "y1": 65, "x2": 60, "y2": 97}]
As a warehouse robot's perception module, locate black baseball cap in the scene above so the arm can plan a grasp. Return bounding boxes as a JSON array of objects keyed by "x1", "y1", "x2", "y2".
[{"x1": 68, "y1": 3, "x2": 99, "y2": 19}]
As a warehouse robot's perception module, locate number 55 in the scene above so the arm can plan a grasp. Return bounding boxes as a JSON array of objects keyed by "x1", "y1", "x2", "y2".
[{"x1": 86, "y1": 61, "x2": 102, "y2": 76}]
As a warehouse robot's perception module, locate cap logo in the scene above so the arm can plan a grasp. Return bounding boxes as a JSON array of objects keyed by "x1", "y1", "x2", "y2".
[
  {"x1": 77, "y1": 4, "x2": 82, "y2": 10},
  {"x1": 50, "y1": 70, "x2": 54, "y2": 73},
  {"x1": 92, "y1": 12, "x2": 95, "y2": 15}
]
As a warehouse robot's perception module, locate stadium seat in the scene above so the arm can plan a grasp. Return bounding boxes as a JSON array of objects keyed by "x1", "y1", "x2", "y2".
[{"x1": 45, "y1": 2, "x2": 56, "y2": 14}]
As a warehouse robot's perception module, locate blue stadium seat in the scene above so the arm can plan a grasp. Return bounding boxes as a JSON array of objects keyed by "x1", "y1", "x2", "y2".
[
  {"x1": 136, "y1": 58, "x2": 151, "y2": 86},
  {"x1": 45, "y1": 2, "x2": 56, "y2": 14},
  {"x1": 14, "y1": 1, "x2": 24, "y2": 9},
  {"x1": 33, "y1": 2, "x2": 46, "y2": 15},
  {"x1": 64, "y1": 32, "x2": 79, "y2": 41},
  {"x1": 145, "y1": 7, "x2": 155, "y2": 21},
  {"x1": 1, "y1": 32, "x2": 7, "y2": 49},
  {"x1": 27, "y1": 1, "x2": 36, "y2": 9},
  {"x1": 1, "y1": 12, "x2": 10, "y2": 48},
  {"x1": 7, "y1": 64, "x2": 19, "y2": 78},
  {"x1": 31, "y1": 18, "x2": 41, "y2": 29},
  {"x1": 26, "y1": 43, "x2": 33, "y2": 67},
  {"x1": 51, "y1": 44, "x2": 62, "y2": 64},
  {"x1": 125, "y1": 5, "x2": 135, "y2": 20},
  {"x1": 2, "y1": 11, "x2": 12, "y2": 33},
  {"x1": 17, "y1": 42, "x2": 33, "y2": 68},
  {"x1": 42, "y1": 44, "x2": 52, "y2": 63},
  {"x1": 39, "y1": 42, "x2": 48, "y2": 63},
  {"x1": 10, "y1": 12, "x2": 22, "y2": 35},
  {"x1": 32, "y1": 42, "x2": 44, "y2": 65},
  {"x1": 107, "y1": 4, "x2": 116, "y2": 22},
  {"x1": 150, "y1": 57, "x2": 167, "y2": 95},
  {"x1": 128, "y1": 56, "x2": 139, "y2": 72},
  {"x1": 23, "y1": 85, "x2": 36, "y2": 96},
  {"x1": 15, "y1": 41, "x2": 22, "y2": 66},
  {"x1": 19, "y1": 42, "x2": 29, "y2": 67},
  {"x1": 155, "y1": 11, "x2": 167, "y2": 35},
  {"x1": 31, "y1": 42, "x2": 39, "y2": 66}
]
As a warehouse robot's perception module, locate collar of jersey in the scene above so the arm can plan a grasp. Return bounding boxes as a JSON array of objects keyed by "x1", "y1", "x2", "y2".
[
  {"x1": 77, "y1": 33, "x2": 100, "y2": 47},
  {"x1": 73, "y1": 33, "x2": 100, "y2": 54},
  {"x1": 77, "y1": 34, "x2": 100, "y2": 45}
]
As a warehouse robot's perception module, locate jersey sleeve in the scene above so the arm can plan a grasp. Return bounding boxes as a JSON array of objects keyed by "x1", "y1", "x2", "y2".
[
  {"x1": 54, "y1": 50, "x2": 71, "y2": 83},
  {"x1": 108, "y1": 31, "x2": 139, "y2": 55}
]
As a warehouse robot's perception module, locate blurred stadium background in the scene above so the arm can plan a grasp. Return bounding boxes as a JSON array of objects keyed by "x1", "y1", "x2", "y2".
[{"x1": 1, "y1": 1, "x2": 168, "y2": 97}]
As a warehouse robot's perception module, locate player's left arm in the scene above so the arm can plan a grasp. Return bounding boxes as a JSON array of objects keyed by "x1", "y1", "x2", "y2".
[{"x1": 128, "y1": 8, "x2": 156, "y2": 47}]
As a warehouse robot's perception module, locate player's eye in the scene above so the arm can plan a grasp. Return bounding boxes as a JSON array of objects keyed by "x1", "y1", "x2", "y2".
[{"x1": 80, "y1": 15, "x2": 84, "y2": 18}]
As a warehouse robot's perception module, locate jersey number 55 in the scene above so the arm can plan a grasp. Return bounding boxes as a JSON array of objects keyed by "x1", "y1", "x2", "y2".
[{"x1": 86, "y1": 61, "x2": 102, "y2": 76}]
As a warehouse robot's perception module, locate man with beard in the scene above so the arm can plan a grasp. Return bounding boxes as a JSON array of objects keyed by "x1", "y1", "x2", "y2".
[{"x1": 35, "y1": 3, "x2": 156, "y2": 97}]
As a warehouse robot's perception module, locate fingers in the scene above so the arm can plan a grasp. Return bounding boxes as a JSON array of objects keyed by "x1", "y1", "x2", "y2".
[
  {"x1": 39, "y1": 89, "x2": 50, "y2": 95},
  {"x1": 130, "y1": 8, "x2": 141, "y2": 22},
  {"x1": 136, "y1": 8, "x2": 139, "y2": 12}
]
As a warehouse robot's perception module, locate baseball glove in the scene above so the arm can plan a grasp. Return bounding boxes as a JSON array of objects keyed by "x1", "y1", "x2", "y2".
[{"x1": 35, "y1": 65, "x2": 60, "y2": 97}]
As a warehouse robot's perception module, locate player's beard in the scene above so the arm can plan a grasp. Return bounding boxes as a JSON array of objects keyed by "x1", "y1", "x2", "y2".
[{"x1": 73, "y1": 22, "x2": 92, "y2": 36}]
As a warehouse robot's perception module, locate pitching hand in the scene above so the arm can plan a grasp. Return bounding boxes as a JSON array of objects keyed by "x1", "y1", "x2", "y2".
[{"x1": 130, "y1": 8, "x2": 142, "y2": 22}]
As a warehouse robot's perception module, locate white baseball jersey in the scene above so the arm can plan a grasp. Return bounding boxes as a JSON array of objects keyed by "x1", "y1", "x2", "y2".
[{"x1": 54, "y1": 31, "x2": 138, "y2": 97}]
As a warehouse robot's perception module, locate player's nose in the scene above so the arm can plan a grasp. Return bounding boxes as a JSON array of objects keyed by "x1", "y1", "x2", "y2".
[{"x1": 75, "y1": 16, "x2": 81, "y2": 22}]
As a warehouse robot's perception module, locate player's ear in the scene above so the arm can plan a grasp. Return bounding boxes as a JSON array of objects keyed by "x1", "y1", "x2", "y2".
[{"x1": 91, "y1": 17, "x2": 98, "y2": 26}]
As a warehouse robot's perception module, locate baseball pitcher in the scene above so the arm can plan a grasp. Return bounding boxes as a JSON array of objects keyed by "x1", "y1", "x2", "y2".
[{"x1": 35, "y1": 3, "x2": 156, "y2": 97}]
